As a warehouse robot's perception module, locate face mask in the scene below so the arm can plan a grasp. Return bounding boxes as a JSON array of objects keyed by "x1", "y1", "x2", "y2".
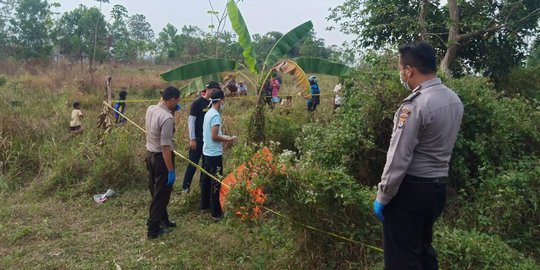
[
  {"x1": 399, "y1": 68, "x2": 411, "y2": 91},
  {"x1": 220, "y1": 101, "x2": 225, "y2": 111}
]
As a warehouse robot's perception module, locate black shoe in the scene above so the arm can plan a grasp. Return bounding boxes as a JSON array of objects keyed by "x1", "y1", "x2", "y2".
[
  {"x1": 162, "y1": 220, "x2": 177, "y2": 228},
  {"x1": 147, "y1": 228, "x2": 169, "y2": 240}
]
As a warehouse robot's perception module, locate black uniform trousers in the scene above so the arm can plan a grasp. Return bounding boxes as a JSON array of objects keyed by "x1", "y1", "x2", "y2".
[
  {"x1": 383, "y1": 175, "x2": 447, "y2": 270},
  {"x1": 200, "y1": 155, "x2": 223, "y2": 218},
  {"x1": 146, "y1": 151, "x2": 174, "y2": 232},
  {"x1": 182, "y1": 138, "x2": 204, "y2": 190}
]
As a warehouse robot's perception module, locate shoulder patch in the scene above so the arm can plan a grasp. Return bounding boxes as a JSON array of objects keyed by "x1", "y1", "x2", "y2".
[
  {"x1": 398, "y1": 108, "x2": 411, "y2": 129},
  {"x1": 403, "y1": 92, "x2": 421, "y2": 102},
  {"x1": 203, "y1": 107, "x2": 209, "y2": 112}
]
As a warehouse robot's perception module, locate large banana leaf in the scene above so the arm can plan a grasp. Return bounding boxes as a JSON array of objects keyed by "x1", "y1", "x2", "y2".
[
  {"x1": 263, "y1": 21, "x2": 313, "y2": 70},
  {"x1": 179, "y1": 73, "x2": 223, "y2": 98},
  {"x1": 180, "y1": 78, "x2": 205, "y2": 98},
  {"x1": 160, "y1": 58, "x2": 238, "y2": 81},
  {"x1": 272, "y1": 59, "x2": 310, "y2": 94},
  {"x1": 227, "y1": 0, "x2": 258, "y2": 74},
  {"x1": 294, "y1": 57, "x2": 352, "y2": 77}
]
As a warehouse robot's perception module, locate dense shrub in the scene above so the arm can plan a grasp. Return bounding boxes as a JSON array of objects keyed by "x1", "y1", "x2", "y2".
[
  {"x1": 226, "y1": 146, "x2": 383, "y2": 269},
  {"x1": 296, "y1": 52, "x2": 412, "y2": 185},
  {"x1": 435, "y1": 226, "x2": 539, "y2": 269},
  {"x1": 498, "y1": 65, "x2": 540, "y2": 101},
  {"x1": 297, "y1": 53, "x2": 540, "y2": 191},
  {"x1": 446, "y1": 158, "x2": 540, "y2": 257},
  {"x1": 447, "y1": 77, "x2": 540, "y2": 188},
  {"x1": 85, "y1": 128, "x2": 147, "y2": 192}
]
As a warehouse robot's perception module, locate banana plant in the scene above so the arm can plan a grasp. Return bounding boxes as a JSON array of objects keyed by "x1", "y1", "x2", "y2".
[{"x1": 160, "y1": 0, "x2": 352, "y2": 141}]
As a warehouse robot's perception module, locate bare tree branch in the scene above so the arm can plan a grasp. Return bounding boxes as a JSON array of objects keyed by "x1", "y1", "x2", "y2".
[{"x1": 458, "y1": 8, "x2": 540, "y2": 42}]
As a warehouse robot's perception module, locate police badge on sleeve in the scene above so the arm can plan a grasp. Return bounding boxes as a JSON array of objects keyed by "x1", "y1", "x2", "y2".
[{"x1": 398, "y1": 108, "x2": 411, "y2": 129}]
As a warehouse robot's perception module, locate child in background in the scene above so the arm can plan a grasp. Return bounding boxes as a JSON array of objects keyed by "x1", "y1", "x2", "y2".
[
  {"x1": 114, "y1": 88, "x2": 128, "y2": 124},
  {"x1": 238, "y1": 81, "x2": 247, "y2": 96},
  {"x1": 70, "y1": 101, "x2": 84, "y2": 134}
]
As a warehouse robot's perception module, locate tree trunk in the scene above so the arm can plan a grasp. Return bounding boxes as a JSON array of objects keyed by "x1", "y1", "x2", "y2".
[
  {"x1": 419, "y1": 0, "x2": 429, "y2": 41},
  {"x1": 441, "y1": 0, "x2": 459, "y2": 78}
]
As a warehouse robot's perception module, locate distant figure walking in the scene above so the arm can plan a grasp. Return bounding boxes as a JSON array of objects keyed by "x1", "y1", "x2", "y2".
[
  {"x1": 307, "y1": 76, "x2": 320, "y2": 112},
  {"x1": 114, "y1": 88, "x2": 128, "y2": 124}
]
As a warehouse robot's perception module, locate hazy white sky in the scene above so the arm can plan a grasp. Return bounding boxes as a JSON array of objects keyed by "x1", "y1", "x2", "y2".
[{"x1": 54, "y1": 0, "x2": 353, "y2": 46}]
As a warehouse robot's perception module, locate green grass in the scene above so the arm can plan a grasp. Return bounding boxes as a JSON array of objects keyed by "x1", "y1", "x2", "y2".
[
  {"x1": 0, "y1": 66, "x2": 342, "y2": 269},
  {"x1": 0, "y1": 188, "x2": 302, "y2": 269}
]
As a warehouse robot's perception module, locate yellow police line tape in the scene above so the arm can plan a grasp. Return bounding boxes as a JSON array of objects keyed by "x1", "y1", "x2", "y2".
[
  {"x1": 111, "y1": 93, "x2": 336, "y2": 104},
  {"x1": 103, "y1": 101, "x2": 383, "y2": 253}
]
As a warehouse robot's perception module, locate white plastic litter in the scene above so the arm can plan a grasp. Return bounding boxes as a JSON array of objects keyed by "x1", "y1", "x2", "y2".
[{"x1": 93, "y1": 188, "x2": 115, "y2": 204}]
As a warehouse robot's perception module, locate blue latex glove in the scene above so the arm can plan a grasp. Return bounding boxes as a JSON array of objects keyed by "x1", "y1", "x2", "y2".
[
  {"x1": 174, "y1": 104, "x2": 181, "y2": 112},
  {"x1": 373, "y1": 200, "x2": 385, "y2": 222},
  {"x1": 167, "y1": 170, "x2": 176, "y2": 187}
]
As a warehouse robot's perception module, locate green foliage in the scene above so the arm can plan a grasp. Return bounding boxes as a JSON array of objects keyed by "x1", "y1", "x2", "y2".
[
  {"x1": 226, "y1": 0, "x2": 258, "y2": 74},
  {"x1": 85, "y1": 128, "x2": 147, "y2": 192},
  {"x1": 109, "y1": 4, "x2": 131, "y2": 62},
  {"x1": 498, "y1": 65, "x2": 540, "y2": 101},
  {"x1": 263, "y1": 21, "x2": 313, "y2": 69},
  {"x1": 127, "y1": 13, "x2": 154, "y2": 60},
  {"x1": 264, "y1": 110, "x2": 303, "y2": 152},
  {"x1": 54, "y1": 5, "x2": 109, "y2": 64},
  {"x1": 295, "y1": 30, "x2": 333, "y2": 59},
  {"x1": 9, "y1": 0, "x2": 53, "y2": 59},
  {"x1": 160, "y1": 58, "x2": 238, "y2": 81},
  {"x1": 447, "y1": 158, "x2": 540, "y2": 256},
  {"x1": 294, "y1": 57, "x2": 352, "y2": 77},
  {"x1": 328, "y1": 0, "x2": 540, "y2": 79},
  {"x1": 447, "y1": 77, "x2": 540, "y2": 187},
  {"x1": 435, "y1": 226, "x2": 539, "y2": 270},
  {"x1": 528, "y1": 40, "x2": 540, "y2": 67},
  {"x1": 252, "y1": 31, "x2": 283, "y2": 65},
  {"x1": 226, "y1": 145, "x2": 383, "y2": 268},
  {"x1": 296, "y1": 52, "x2": 402, "y2": 184}
]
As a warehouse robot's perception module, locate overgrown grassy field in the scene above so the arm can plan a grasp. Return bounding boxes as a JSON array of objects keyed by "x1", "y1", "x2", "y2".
[
  {"x1": 0, "y1": 62, "x2": 343, "y2": 269},
  {"x1": 1, "y1": 60, "x2": 539, "y2": 269}
]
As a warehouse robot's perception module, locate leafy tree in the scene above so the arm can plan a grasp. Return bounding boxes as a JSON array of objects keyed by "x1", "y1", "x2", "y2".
[
  {"x1": 527, "y1": 39, "x2": 540, "y2": 67},
  {"x1": 53, "y1": 5, "x2": 108, "y2": 67},
  {"x1": 9, "y1": 0, "x2": 53, "y2": 59},
  {"x1": 252, "y1": 31, "x2": 282, "y2": 65},
  {"x1": 328, "y1": 0, "x2": 540, "y2": 79},
  {"x1": 109, "y1": 4, "x2": 131, "y2": 63},
  {"x1": 296, "y1": 30, "x2": 332, "y2": 59},
  {"x1": 155, "y1": 23, "x2": 180, "y2": 63},
  {"x1": 128, "y1": 13, "x2": 154, "y2": 61},
  {"x1": 0, "y1": 0, "x2": 16, "y2": 59}
]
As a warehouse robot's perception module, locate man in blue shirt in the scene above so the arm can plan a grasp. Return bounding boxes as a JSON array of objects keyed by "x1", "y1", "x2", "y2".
[
  {"x1": 201, "y1": 90, "x2": 237, "y2": 220},
  {"x1": 307, "y1": 76, "x2": 320, "y2": 112}
]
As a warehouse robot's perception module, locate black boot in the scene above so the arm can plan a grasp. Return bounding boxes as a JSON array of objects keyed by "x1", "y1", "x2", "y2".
[
  {"x1": 161, "y1": 219, "x2": 177, "y2": 228},
  {"x1": 147, "y1": 222, "x2": 169, "y2": 240}
]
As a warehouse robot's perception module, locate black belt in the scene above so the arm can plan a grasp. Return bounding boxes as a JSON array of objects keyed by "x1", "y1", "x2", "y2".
[{"x1": 403, "y1": 174, "x2": 446, "y2": 184}]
